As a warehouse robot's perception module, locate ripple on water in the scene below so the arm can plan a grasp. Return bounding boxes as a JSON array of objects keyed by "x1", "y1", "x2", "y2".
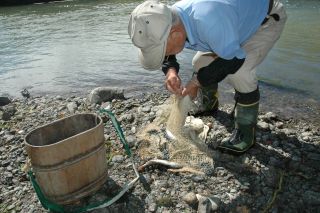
[{"x1": 0, "y1": 0, "x2": 319, "y2": 103}]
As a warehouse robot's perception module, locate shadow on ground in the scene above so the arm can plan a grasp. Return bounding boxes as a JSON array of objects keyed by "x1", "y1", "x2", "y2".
[{"x1": 209, "y1": 110, "x2": 320, "y2": 212}]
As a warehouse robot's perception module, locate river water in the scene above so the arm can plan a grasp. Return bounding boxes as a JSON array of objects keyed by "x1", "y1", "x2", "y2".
[{"x1": 0, "y1": 0, "x2": 319, "y2": 103}]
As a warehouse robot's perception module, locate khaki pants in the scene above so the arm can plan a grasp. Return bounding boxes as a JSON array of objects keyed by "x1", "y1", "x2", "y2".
[{"x1": 192, "y1": 1, "x2": 287, "y2": 94}]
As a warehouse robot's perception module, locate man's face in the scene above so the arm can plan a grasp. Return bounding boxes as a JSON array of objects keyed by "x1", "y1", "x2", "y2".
[{"x1": 165, "y1": 30, "x2": 186, "y2": 56}]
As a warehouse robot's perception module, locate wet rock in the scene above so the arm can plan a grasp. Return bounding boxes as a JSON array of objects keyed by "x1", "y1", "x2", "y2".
[
  {"x1": 88, "y1": 87, "x2": 125, "y2": 104},
  {"x1": 1, "y1": 105, "x2": 17, "y2": 121},
  {"x1": 0, "y1": 97, "x2": 11, "y2": 106}
]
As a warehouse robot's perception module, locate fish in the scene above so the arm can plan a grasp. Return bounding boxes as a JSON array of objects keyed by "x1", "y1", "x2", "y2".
[{"x1": 138, "y1": 159, "x2": 183, "y2": 172}]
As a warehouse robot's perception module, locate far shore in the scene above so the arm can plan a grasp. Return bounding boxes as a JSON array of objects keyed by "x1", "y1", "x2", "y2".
[{"x1": 0, "y1": 0, "x2": 62, "y2": 6}]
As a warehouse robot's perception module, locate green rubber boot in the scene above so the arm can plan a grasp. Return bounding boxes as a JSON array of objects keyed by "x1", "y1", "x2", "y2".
[
  {"x1": 218, "y1": 102, "x2": 259, "y2": 154},
  {"x1": 191, "y1": 84, "x2": 219, "y2": 116}
]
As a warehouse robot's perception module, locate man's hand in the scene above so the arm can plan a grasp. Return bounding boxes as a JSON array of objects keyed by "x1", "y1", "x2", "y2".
[
  {"x1": 165, "y1": 68, "x2": 183, "y2": 95},
  {"x1": 182, "y1": 76, "x2": 201, "y2": 99}
]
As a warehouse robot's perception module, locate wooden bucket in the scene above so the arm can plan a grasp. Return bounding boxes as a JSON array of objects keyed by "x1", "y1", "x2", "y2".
[{"x1": 25, "y1": 113, "x2": 107, "y2": 205}]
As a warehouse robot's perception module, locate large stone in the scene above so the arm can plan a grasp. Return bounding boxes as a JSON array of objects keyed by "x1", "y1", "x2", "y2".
[
  {"x1": 88, "y1": 87, "x2": 125, "y2": 104},
  {"x1": 1, "y1": 105, "x2": 17, "y2": 121},
  {"x1": 0, "y1": 97, "x2": 11, "y2": 106}
]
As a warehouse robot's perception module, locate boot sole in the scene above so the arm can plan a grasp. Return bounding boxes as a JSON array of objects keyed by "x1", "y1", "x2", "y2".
[{"x1": 217, "y1": 140, "x2": 256, "y2": 155}]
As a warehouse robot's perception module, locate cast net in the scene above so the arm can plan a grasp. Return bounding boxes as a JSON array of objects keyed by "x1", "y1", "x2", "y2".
[{"x1": 137, "y1": 95, "x2": 214, "y2": 171}]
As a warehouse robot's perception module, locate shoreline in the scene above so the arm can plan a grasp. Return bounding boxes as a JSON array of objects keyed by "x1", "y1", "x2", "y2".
[
  {"x1": 4, "y1": 80, "x2": 318, "y2": 125},
  {"x1": 0, "y1": 91, "x2": 319, "y2": 212}
]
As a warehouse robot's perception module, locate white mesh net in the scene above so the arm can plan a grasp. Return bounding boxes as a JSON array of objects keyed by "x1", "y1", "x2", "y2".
[{"x1": 137, "y1": 95, "x2": 214, "y2": 172}]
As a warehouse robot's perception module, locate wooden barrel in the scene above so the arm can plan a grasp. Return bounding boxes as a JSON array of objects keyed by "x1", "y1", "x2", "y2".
[{"x1": 25, "y1": 113, "x2": 107, "y2": 205}]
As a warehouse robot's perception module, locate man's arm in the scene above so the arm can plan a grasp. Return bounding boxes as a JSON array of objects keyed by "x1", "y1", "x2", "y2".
[
  {"x1": 162, "y1": 55, "x2": 180, "y2": 75},
  {"x1": 196, "y1": 57, "x2": 245, "y2": 87},
  {"x1": 162, "y1": 55, "x2": 183, "y2": 95}
]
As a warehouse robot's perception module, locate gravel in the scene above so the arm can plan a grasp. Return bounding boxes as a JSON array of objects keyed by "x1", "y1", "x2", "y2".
[{"x1": 0, "y1": 92, "x2": 319, "y2": 212}]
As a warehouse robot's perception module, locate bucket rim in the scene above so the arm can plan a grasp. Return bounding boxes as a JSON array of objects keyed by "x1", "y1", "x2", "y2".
[{"x1": 24, "y1": 113, "x2": 103, "y2": 148}]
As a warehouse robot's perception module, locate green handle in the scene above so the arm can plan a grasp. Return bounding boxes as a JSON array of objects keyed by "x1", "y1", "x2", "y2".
[{"x1": 99, "y1": 109, "x2": 132, "y2": 157}]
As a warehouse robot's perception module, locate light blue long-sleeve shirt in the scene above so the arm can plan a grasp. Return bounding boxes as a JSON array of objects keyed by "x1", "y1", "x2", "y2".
[{"x1": 173, "y1": 0, "x2": 269, "y2": 59}]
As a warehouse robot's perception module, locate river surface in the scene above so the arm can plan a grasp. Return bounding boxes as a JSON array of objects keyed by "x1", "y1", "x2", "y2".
[{"x1": 0, "y1": 0, "x2": 319, "y2": 103}]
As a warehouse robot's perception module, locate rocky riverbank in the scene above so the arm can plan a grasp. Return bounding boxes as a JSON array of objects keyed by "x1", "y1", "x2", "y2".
[{"x1": 0, "y1": 90, "x2": 319, "y2": 212}]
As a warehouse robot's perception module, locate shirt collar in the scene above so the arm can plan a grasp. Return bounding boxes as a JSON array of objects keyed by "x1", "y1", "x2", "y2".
[{"x1": 173, "y1": 6, "x2": 196, "y2": 46}]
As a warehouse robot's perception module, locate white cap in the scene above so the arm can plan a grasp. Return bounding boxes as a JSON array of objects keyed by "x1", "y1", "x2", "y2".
[{"x1": 128, "y1": 0, "x2": 172, "y2": 70}]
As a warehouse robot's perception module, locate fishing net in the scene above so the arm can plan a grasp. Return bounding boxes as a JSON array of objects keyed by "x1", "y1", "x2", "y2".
[{"x1": 137, "y1": 95, "x2": 214, "y2": 171}]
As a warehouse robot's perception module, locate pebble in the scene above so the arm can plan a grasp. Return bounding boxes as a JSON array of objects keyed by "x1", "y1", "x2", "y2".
[
  {"x1": 112, "y1": 155, "x2": 124, "y2": 163},
  {"x1": 67, "y1": 102, "x2": 77, "y2": 114},
  {"x1": 275, "y1": 122, "x2": 284, "y2": 128},
  {"x1": 7, "y1": 204, "x2": 15, "y2": 210},
  {"x1": 0, "y1": 92, "x2": 319, "y2": 213},
  {"x1": 17, "y1": 130, "x2": 25, "y2": 134},
  {"x1": 192, "y1": 175, "x2": 205, "y2": 183},
  {"x1": 182, "y1": 192, "x2": 198, "y2": 205},
  {"x1": 258, "y1": 121, "x2": 269, "y2": 130},
  {"x1": 142, "y1": 106, "x2": 151, "y2": 113},
  {"x1": 148, "y1": 203, "x2": 157, "y2": 212},
  {"x1": 126, "y1": 135, "x2": 136, "y2": 147},
  {"x1": 230, "y1": 189, "x2": 237, "y2": 193},
  {"x1": 265, "y1": 112, "x2": 277, "y2": 120},
  {"x1": 282, "y1": 128, "x2": 296, "y2": 135}
]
